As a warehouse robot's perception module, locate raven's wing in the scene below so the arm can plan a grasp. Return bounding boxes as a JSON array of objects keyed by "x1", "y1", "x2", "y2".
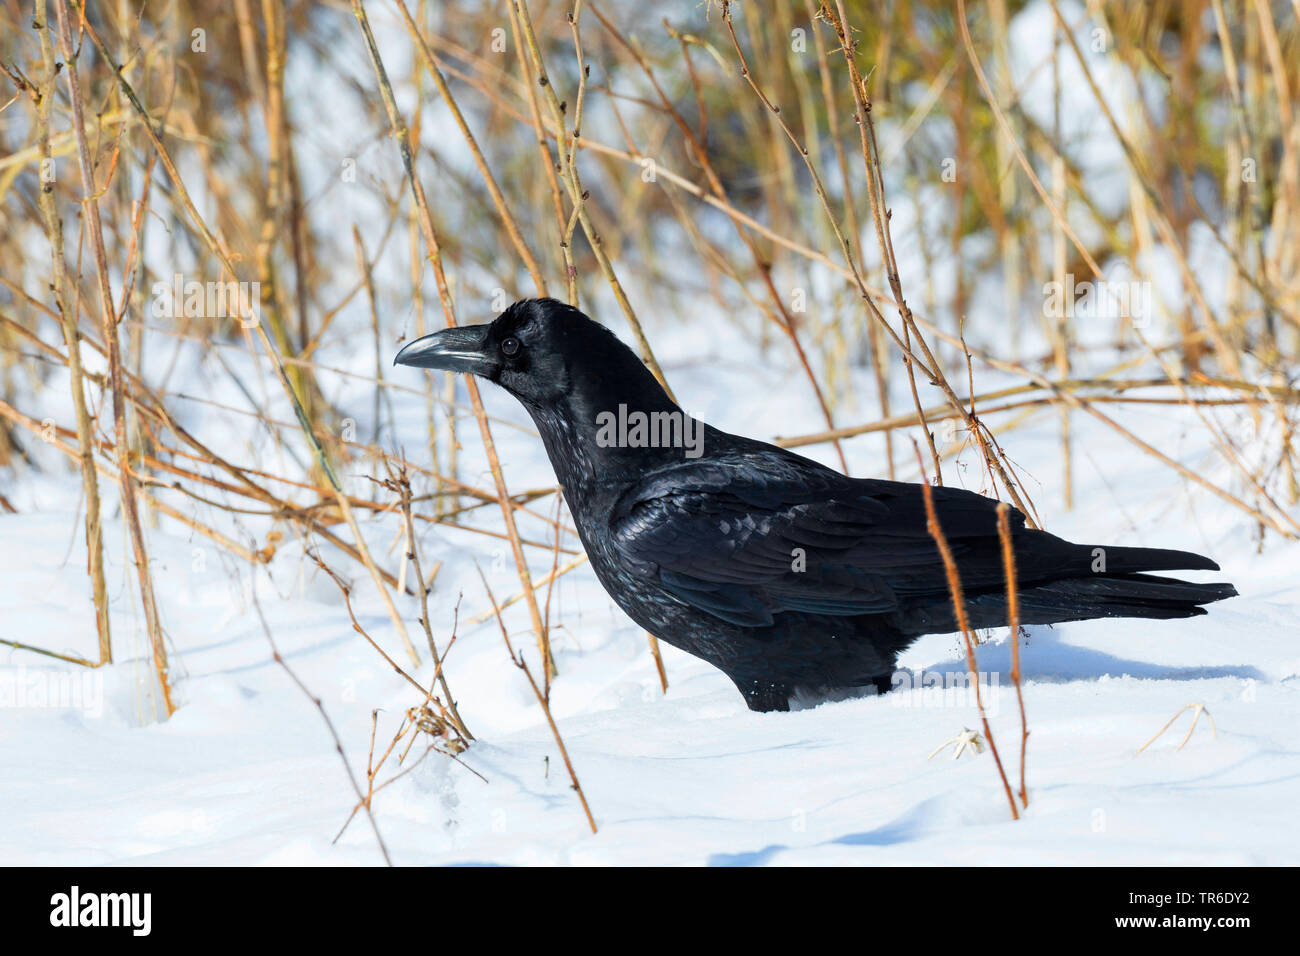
[{"x1": 607, "y1": 454, "x2": 1025, "y2": 628}]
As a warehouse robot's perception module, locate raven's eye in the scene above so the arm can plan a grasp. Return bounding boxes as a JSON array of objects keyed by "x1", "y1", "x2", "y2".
[{"x1": 501, "y1": 336, "x2": 520, "y2": 357}]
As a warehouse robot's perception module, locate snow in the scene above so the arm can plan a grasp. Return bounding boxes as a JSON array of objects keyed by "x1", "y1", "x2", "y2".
[{"x1": 3, "y1": 337, "x2": 1297, "y2": 865}]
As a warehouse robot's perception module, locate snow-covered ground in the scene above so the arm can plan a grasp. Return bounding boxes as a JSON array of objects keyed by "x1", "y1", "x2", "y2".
[{"x1": 3, "y1": 320, "x2": 1297, "y2": 866}]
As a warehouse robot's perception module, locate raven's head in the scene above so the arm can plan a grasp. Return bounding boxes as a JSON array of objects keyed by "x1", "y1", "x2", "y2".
[{"x1": 393, "y1": 298, "x2": 674, "y2": 417}]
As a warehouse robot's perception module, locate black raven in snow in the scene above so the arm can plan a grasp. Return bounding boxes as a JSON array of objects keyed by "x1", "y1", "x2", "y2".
[{"x1": 395, "y1": 298, "x2": 1237, "y2": 712}]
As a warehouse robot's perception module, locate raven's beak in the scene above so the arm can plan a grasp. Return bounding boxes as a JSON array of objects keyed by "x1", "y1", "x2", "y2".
[{"x1": 393, "y1": 324, "x2": 498, "y2": 376}]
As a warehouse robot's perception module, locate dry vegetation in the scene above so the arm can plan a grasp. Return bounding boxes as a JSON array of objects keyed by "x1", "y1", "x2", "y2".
[{"x1": 1, "y1": 0, "x2": 1297, "y2": 836}]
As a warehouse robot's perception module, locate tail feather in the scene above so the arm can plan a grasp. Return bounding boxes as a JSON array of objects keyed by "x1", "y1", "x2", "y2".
[
  {"x1": 899, "y1": 537, "x2": 1236, "y2": 635},
  {"x1": 1078, "y1": 543, "x2": 1220, "y2": 574},
  {"x1": 953, "y1": 571, "x2": 1237, "y2": 631},
  {"x1": 1007, "y1": 573, "x2": 1237, "y2": 624}
]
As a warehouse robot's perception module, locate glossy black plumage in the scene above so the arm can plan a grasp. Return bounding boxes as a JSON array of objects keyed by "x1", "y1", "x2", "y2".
[{"x1": 395, "y1": 298, "x2": 1237, "y2": 712}]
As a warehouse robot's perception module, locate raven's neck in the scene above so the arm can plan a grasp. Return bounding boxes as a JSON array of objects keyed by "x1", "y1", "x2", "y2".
[{"x1": 525, "y1": 387, "x2": 701, "y2": 509}]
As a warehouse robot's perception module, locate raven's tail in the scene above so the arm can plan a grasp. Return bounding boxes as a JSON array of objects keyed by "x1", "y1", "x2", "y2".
[
  {"x1": 962, "y1": 542, "x2": 1236, "y2": 628},
  {"x1": 1010, "y1": 572, "x2": 1238, "y2": 624},
  {"x1": 1074, "y1": 542, "x2": 1221, "y2": 575}
]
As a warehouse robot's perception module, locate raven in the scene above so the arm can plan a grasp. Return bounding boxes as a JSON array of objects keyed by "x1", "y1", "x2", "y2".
[{"x1": 395, "y1": 298, "x2": 1237, "y2": 712}]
